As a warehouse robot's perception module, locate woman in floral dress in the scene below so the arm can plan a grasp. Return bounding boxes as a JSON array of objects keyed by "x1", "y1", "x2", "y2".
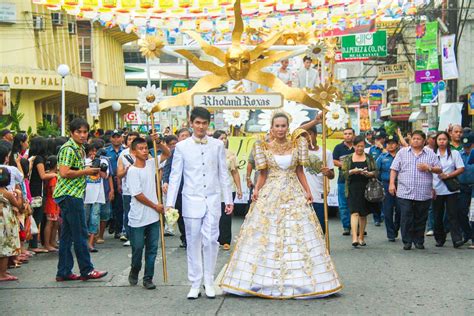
[
  {"x1": 0, "y1": 167, "x2": 22, "y2": 282},
  {"x1": 220, "y1": 112, "x2": 342, "y2": 299}
]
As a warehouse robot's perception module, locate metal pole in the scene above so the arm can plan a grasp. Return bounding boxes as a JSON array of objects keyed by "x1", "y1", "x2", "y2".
[
  {"x1": 115, "y1": 111, "x2": 119, "y2": 130},
  {"x1": 61, "y1": 76, "x2": 66, "y2": 136},
  {"x1": 151, "y1": 113, "x2": 168, "y2": 283}
]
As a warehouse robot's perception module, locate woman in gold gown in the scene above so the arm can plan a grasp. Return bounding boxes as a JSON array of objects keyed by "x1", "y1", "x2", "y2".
[{"x1": 220, "y1": 112, "x2": 342, "y2": 299}]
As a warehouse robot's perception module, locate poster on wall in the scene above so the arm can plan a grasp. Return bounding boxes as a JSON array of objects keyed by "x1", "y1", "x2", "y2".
[
  {"x1": 441, "y1": 34, "x2": 459, "y2": 80},
  {"x1": 0, "y1": 85, "x2": 11, "y2": 115},
  {"x1": 415, "y1": 21, "x2": 441, "y2": 83}
]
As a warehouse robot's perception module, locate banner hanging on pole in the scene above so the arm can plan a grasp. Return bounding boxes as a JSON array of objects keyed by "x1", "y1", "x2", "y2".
[
  {"x1": 441, "y1": 34, "x2": 459, "y2": 80},
  {"x1": 415, "y1": 21, "x2": 441, "y2": 83}
]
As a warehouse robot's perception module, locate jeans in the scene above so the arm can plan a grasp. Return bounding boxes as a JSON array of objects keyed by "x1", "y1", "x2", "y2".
[
  {"x1": 111, "y1": 178, "x2": 123, "y2": 234},
  {"x1": 312, "y1": 203, "x2": 325, "y2": 234},
  {"x1": 100, "y1": 202, "x2": 112, "y2": 221},
  {"x1": 56, "y1": 196, "x2": 94, "y2": 278},
  {"x1": 397, "y1": 198, "x2": 431, "y2": 245},
  {"x1": 426, "y1": 206, "x2": 434, "y2": 231},
  {"x1": 432, "y1": 193, "x2": 462, "y2": 245},
  {"x1": 219, "y1": 192, "x2": 235, "y2": 245},
  {"x1": 458, "y1": 185, "x2": 473, "y2": 241},
  {"x1": 130, "y1": 221, "x2": 160, "y2": 281},
  {"x1": 85, "y1": 203, "x2": 101, "y2": 235},
  {"x1": 122, "y1": 195, "x2": 131, "y2": 238},
  {"x1": 373, "y1": 206, "x2": 384, "y2": 224},
  {"x1": 382, "y1": 182, "x2": 400, "y2": 239},
  {"x1": 337, "y1": 183, "x2": 350, "y2": 229}
]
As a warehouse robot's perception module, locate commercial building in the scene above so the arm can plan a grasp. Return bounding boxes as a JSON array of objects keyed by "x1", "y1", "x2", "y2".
[{"x1": 0, "y1": 0, "x2": 138, "y2": 133}]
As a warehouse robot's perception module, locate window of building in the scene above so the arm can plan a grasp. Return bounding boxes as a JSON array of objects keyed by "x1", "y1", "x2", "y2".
[{"x1": 79, "y1": 36, "x2": 91, "y2": 63}]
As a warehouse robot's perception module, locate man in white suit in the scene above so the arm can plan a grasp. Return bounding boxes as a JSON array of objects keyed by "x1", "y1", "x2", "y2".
[
  {"x1": 297, "y1": 56, "x2": 320, "y2": 89},
  {"x1": 166, "y1": 107, "x2": 234, "y2": 299}
]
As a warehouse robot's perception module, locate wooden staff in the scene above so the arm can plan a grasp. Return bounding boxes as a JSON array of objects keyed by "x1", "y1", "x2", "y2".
[
  {"x1": 150, "y1": 113, "x2": 168, "y2": 283},
  {"x1": 322, "y1": 109, "x2": 330, "y2": 253}
]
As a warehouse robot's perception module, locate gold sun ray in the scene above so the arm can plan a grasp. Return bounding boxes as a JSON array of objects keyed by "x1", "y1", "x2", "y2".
[
  {"x1": 158, "y1": 74, "x2": 230, "y2": 111},
  {"x1": 246, "y1": 70, "x2": 322, "y2": 109},
  {"x1": 232, "y1": 0, "x2": 244, "y2": 44},
  {"x1": 249, "y1": 31, "x2": 284, "y2": 60},
  {"x1": 151, "y1": 0, "x2": 330, "y2": 113},
  {"x1": 183, "y1": 30, "x2": 226, "y2": 63},
  {"x1": 175, "y1": 49, "x2": 227, "y2": 76}
]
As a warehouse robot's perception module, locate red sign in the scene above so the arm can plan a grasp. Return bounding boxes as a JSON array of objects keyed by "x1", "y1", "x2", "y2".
[{"x1": 335, "y1": 51, "x2": 370, "y2": 63}]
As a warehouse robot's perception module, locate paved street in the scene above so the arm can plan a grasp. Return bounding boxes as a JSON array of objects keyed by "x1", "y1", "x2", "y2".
[{"x1": 1, "y1": 216, "x2": 473, "y2": 315}]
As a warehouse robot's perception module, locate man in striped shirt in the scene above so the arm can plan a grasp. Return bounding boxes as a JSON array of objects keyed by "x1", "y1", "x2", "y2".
[{"x1": 389, "y1": 130, "x2": 442, "y2": 250}]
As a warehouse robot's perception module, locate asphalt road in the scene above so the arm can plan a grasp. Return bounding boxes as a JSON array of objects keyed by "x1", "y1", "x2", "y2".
[{"x1": 1, "y1": 216, "x2": 473, "y2": 315}]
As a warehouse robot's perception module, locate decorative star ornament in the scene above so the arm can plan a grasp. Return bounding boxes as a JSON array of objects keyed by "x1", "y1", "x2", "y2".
[{"x1": 151, "y1": 0, "x2": 324, "y2": 113}]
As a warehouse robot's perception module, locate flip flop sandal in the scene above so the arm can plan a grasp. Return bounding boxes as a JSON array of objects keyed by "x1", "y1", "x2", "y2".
[{"x1": 0, "y1": 275, "x2": 18, "y2": 282}]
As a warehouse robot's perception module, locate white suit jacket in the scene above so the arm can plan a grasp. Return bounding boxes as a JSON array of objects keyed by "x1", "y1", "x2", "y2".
[
  {"x1": 166, "y1": 136, "x2": 233, "y2": 219},
  {"x1": 297, "y1": 67, "x2": 319, "y2": 89}
]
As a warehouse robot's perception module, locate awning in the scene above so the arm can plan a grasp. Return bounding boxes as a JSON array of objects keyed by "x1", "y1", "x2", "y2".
[{"x1": 408, "y1": 111, "x2": 427, "y2": 122}]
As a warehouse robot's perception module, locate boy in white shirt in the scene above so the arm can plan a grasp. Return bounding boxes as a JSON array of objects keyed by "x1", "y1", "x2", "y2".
[
  {"x1": 84, "y1": 141, "x2": 109, "y2": 252},
  {"x1": 126, "y1": 136, "x2": 167, "y2": 290}
]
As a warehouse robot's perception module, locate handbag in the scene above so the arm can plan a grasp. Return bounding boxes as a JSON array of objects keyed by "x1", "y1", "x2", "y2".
[
  {"x1": 443, "y1": 177, "x2": 461, "y2": 192},
  {"x1": 30, "y1": 196, "x2": 43, "y2": 208},
  {"x1": 29, "y1": 215, "x2": 39, "y2": 235},
  {"x1": 365, "y1": 178, "x2": 385, "y2": 203}
]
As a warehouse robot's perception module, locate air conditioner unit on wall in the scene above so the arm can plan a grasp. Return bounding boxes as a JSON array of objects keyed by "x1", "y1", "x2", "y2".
[
  {"x1": 51, "y1": 12, "x2": 63, "y2": 26},
  {"x1": 33, "y1": 16, "x2": 44, "y2": 31},
  {"x1": 68, "y1": 22, "x2": 76, "y2": 34}
]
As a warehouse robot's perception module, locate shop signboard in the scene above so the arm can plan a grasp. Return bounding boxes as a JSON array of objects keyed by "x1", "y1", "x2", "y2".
[
  {"x1": 415, "y1": 21, "x2": 441, "y2": 83},
  {"x1": 0, "y1": 2, "x2": 16, "y2": 24},
  {"x1": 377, "y1": 63, "x2": 409, "y2": 80},
  {"x1": 171, "y1": 80, "x2": 189, "y2": 95},
  {"x1": 341, "y1": 30, "x2": 387, "y2": 58},
  {"x1": 335, "y1": 51, "x2": 369, "y2": 63},
  {"x1": 390, "y1": 102, "x2": 411, "y2": 120},
  {"x1": 469, "y1": 94, "x2": 474, "y2": 116},
  {"x1": 192, "y1": 93, "x2": 283, "y2": 109}
]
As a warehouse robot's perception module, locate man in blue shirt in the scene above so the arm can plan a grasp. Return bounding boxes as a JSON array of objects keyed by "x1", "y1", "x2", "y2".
[
  {"x1": 458, "y1": 133, "x2": 474, "y2": 245},
  {"x1": 333, "y1": 127, "x2": 355, "y2": 235},
  {"x1": 376, "y1": 135, "x2": 400, "y2": 241},
  {"x1": 104, "y1": 129, "x2": 125, "y2": 239},
  {"x1": 368, "y1": 130, "x2": 386, "y2": 161}
]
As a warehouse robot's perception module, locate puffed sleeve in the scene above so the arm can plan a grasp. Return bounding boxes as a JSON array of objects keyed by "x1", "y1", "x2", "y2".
[
  {"x1": 253, "y1": 141, "x2": 267, "y2": 170},
  {"x1": 297, "y1": 137, "x2": 309, "y2": 167}
]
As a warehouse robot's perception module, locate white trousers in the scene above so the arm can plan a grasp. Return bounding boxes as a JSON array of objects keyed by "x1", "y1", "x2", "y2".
[{"x1": 184, "y1": 209, "x2": 221, "y2": 288}]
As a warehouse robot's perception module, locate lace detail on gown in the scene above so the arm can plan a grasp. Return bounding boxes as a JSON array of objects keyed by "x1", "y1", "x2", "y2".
[{"x1": 220, "y1": 143, "x2": 342, "y2": 299}]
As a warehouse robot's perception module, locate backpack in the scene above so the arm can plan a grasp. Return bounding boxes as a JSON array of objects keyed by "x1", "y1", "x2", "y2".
[{"x1": 365, "y1": 178, "x2": 385, "y2": 203}]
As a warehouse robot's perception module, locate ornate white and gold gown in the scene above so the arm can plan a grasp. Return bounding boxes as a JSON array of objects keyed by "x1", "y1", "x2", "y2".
[{"x1": 220, "y1": 137, "x2": 342, "y2": 299}]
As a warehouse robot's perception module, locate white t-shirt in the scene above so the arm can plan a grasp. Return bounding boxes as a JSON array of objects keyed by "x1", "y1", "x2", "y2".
[
  {"x1": 127, "y1": 158, "x2": 162, "y2": 228},
  {"x1": 304, "y1": 148, "x2": 334, "y2": 204},
  {"x1": 433, "y1": 149, "x2": 464, "y2": 195},
  {"x1": 118, "y1": 148, "x2": 135, "y2": 196},
  {"x1": 0, "y1": 165, "x2": 23, "y2": 191},
  {"x1": 84, "y1": 157, "x2": 108, "y2": 204}
]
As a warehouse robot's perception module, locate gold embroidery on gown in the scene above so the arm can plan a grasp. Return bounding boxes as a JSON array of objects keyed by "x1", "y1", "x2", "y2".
[{"x1": 220, "y1": 135, "x2": 342, "y2": 299}]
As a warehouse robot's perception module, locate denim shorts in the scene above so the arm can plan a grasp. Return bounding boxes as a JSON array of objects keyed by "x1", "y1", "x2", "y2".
[
  {"x1": 84, "y1": 203, "x2": 101, "y2": 235},
  {"x1": 100, "y1": 202, "x2": 112, "y2": 221}
]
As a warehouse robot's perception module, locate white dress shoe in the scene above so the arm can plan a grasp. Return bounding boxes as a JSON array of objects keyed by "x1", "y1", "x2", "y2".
[
  {"x1": 203, "y1": 284, "x2": 216, "y2": 299},
  {"x1": 187, "y1": 287, "x2": 201, "y2": 299}
]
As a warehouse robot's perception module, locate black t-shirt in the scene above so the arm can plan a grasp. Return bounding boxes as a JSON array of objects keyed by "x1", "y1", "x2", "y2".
[
  {"x1": 333, "y1": 142, "x2": 355, "y2": 184},
  {"x1": 30, "y1": 155, "x2": 45, "y2": 197}
]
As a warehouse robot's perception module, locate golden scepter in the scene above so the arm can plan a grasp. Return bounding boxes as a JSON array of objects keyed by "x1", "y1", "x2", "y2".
[{"x1": 138, "y1": 35, "x2": 168, "y2": 282}]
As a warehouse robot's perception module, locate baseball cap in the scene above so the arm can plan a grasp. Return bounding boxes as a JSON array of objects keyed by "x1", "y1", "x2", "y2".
[
  {"x1": 461, "y1": 133, "x2": 474, "y2": 147},
  {"x1": 111, "y1": 129, "x2": 122, "y2": 137},
  {"x1": 0, "y1": 129, "x2": 12, "y2": 138},
  {"x1": 385, "y1": 134, "x2": 399, "y2": 143},
  {"x1": 375, "y1": 130, "x2": 387, "y2": 139}
]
